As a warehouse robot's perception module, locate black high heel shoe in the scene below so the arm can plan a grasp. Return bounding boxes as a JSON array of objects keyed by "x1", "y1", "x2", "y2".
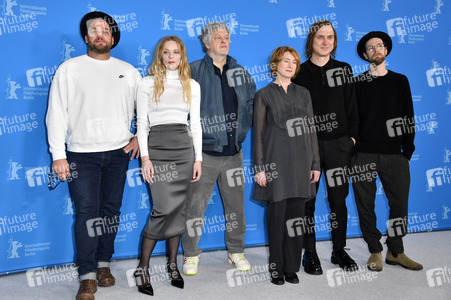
[
  {"x1": 134, "y1": 267, "x2": 154, "y2": 296},
  {"x1": 167, "y1": 262, "x2": 184, "y2": 289}
]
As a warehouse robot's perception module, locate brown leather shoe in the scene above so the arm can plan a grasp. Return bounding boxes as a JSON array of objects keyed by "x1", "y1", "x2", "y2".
[
  {"x1": 76, "y1": 279, "x2": 97, "y2": 300},
  {"x1": 96, "y1": 267, "x2": 115, "y2": 287}
]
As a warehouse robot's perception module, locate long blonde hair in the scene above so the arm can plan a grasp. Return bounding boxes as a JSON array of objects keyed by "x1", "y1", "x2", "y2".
[{"x1": 149, "y1": 36, "x2": 191, "y2": 105}]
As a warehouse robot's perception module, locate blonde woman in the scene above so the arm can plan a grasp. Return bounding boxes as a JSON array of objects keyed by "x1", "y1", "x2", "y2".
[{"x1": 134, "y1": 36, "x2": 202, "y2": 295}]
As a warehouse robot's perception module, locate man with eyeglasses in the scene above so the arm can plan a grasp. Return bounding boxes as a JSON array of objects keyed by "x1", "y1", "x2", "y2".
[
  {"x1": 352, "y1": 31, "x2": 422, "y2": 272},
  {"x1": 182, "y1": 22, "x2": 256, "y2": 275},
  {"x1": 46, "y1": 11, "x2": 141, "y2": 300}
]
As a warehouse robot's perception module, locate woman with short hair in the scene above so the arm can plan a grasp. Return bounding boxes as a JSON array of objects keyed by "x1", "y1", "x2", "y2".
[{"x1": 253, "y1": 46, "x2": 320, "y2": 285}]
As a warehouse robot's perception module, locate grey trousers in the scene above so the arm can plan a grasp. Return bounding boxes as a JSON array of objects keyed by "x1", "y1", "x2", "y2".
[
  {"x1": 182, "y1": 151, "x2": 246, "y2": 257},
  {"x1": 352, "y1": 152, "x2": 410, "y2": 254}
]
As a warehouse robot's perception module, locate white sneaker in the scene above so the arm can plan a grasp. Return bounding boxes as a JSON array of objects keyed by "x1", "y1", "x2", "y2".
[
  {"x1": 228, "y1": 253, "x2": 251, "y2": 271},
  {"x1": 183, "y1": 256, "x2": 199, "y2": 275}
]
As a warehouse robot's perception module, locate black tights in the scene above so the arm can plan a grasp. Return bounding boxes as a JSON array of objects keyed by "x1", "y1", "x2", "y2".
[{"x1": 137, "y1": 235, "x2": 181, "y2": 270}]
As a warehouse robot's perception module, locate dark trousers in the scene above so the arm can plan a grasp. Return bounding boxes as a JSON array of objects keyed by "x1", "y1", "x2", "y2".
[
  {"x1": 351, "y1": 152, "x2": 410, "y2": 254},
  {"x1": 267, "y1": 198, "x2": 306, "y2": 278},
  {"x1": 304, "y1": 136, "x2": 354, "y2": 252},
  {"x1": 67, "y1": 148, "x2": 129, "y2": 276}
]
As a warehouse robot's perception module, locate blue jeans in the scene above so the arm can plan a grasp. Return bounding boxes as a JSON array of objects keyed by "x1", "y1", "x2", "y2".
[{"x1": 67, "y1": 148, "x2": 129, "y2": 276}]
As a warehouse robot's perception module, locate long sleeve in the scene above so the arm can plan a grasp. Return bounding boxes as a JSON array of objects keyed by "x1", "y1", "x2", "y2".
[
  {"x1": 304, "y1": 91, "x2": 320, "y2": 171},
  {"x1": 401, "y1": 76, "x2": 415, "y2": 160},
  {"x1": 343, "y1": 63, "x2": 359, "y2": 139},
  {"x1": 46, "y1": 67, "x2": 69, "y2": 161},
  {"x1": 246, "y1": 70, "x2": 257, "y2": 125},
  {"x1": 136, "y1": 77, "x2": 151, "y2": 157},
  {"x1": 189, "y1": 80, "x2": 202, "y2": 161},
  {"x1": 253, "y1": 91, "x2": 266, "y2": 170}
]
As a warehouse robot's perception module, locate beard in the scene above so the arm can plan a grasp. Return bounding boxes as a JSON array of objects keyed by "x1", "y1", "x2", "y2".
[
  {"x1": 368, "y1": 53, "x2": 386, "y2": 66},
  {"x1": 87, "y1": 39, "x2": 112, "y2": 54}
]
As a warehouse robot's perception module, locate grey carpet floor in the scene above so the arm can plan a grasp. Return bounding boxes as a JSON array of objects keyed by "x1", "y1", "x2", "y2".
[{"x1": 0, "y1": 230, "x2": 450, "y2": 300}]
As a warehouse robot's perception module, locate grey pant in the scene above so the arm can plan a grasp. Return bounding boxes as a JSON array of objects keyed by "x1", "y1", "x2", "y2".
[
  {"x1": 352, "y1": 152, "x2": 410, "y2": 254},
  {"x1": 182, "y1": 151, "x2": 246, "y2": 257}
]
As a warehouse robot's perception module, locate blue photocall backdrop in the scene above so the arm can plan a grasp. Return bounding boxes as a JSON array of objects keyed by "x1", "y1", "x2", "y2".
[{"x1": 0, "y1": 0, "x2": 450, "y2": 275}]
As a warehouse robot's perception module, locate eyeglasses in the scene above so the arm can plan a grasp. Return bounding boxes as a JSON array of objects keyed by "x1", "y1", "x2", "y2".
[
  {"x1": 48, "y1": 172, "x2": 62, "y2": 190},
  {"x1": 213, "y1": 35, "x2": 230, "y2": 42},
  {"x1": 366, "y1": 43, "x2": 385, "y2": 53}
]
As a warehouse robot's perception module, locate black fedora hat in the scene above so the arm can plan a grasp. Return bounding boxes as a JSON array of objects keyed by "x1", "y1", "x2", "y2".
[
  {"x1": 80, "y1": 11, "x2": 120, "y2": 49},
  {"x1": 357, "y1": 31, "x2": 392, "y2": 61}
]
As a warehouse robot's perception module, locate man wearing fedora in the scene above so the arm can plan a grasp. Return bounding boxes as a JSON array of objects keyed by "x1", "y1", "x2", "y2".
[
  {"x1": 352, "y1": 31, "x2": 422, "y2": 272},
  {"x1": 46, "y1": 11, "x2": 141, "y2": 300}
]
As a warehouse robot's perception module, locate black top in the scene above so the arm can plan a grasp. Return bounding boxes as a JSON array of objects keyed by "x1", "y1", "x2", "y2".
[
  {"x1": 354, "y1": 70, "x2": 415, "y2": 160},
  {"x1": 292, "y1": 58, "x2": 359, "y2": 141},
  {"x1": 203, "y1": 63, "x2": 239, "y2": 156}
]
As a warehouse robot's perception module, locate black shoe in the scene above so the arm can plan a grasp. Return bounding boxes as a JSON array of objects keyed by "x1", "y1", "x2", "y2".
[
  {"x1": 167, "y1": 263, "x2": 184, "y2": 289},
  {"x1": 284, "y1": 272, "x2": 299, "y2": 284},
  {"x1": 270, "y1": 275, "x2": 285, "y2": 285},
  {"x1": 302, "y1": 251, "x2": 323, "y2": 275},
  {"x1": 134, "y1": 268, "x2": 154, "y2": 296},
  {"x1": 331, "y1": 249, "x2": 358, "y2": 271}
]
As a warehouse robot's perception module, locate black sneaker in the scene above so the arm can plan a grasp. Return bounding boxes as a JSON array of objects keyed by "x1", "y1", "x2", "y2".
[
  {"x1": 302, "y1": 250, "x2": 323, "y2": 275},
  {"x1": 331, "y1": 249, "x2": 358, "y2": 271}
]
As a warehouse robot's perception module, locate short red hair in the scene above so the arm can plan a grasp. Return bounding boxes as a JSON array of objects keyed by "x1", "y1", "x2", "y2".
[{"x1": 269, "y1": 46, "x2": 301, "y2": 78}]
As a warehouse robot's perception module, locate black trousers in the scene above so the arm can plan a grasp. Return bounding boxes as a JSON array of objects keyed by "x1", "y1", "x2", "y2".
[
  {"x1": 304, "y1": 136, "x2": 354, "y2": 252},
  {"x1": 351, "y1": 152, "x2": 410, "y2": 254},
  {"x1": 267, "y1": 198, "x2": 306, "y2": 278}
]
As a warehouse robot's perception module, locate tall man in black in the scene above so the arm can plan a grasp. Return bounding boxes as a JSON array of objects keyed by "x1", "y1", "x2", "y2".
[
  {"x1": 353, "y1": 31, "x2": 422, "y2": 271},
  {"x1": 293, "y1": 20, "x2": 359, "y2": 274}
]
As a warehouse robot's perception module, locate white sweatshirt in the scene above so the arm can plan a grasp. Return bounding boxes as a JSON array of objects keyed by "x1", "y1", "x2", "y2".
[
  {"x1": 46, "y1": 55, "x2": 141, "y2": 160},
  {"x1": 136, "y1": 70, "x2": 202, "y2": 161}
]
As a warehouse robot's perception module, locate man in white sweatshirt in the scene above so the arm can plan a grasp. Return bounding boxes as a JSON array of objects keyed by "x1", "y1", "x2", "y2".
[{"x1": 46, "y1": 11, "x2": 141, "y2": 300}]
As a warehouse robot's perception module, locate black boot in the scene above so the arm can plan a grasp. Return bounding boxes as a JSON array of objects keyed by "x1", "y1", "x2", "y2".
[{"x1": 134, "y1": 267, "x2": 154, "y2": 296}]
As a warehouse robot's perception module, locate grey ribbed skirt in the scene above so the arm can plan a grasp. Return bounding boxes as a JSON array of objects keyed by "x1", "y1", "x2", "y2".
[{"x1": 143, "y1": 124, "x2": 194, "y2": 240}]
